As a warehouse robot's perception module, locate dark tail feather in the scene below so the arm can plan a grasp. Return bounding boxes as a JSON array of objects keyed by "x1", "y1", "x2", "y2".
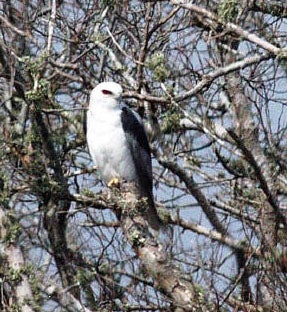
[{"x1": 145, "y1": 196, "x2": 161, "y2": 231}]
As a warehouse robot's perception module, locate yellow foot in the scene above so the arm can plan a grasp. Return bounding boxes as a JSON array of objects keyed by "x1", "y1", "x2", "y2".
[{"x1": 108, "y1": 177, "x2": 120, "y2": 188}]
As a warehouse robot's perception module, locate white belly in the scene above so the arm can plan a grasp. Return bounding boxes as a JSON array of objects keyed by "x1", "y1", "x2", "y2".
[{"x1": 87, "y1": 108, "x2": 136, "y2": 183}]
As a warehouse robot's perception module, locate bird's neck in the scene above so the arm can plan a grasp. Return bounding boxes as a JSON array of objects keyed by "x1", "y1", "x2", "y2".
[{"x1": 89, "y1": 99, "x2": 120, "y2": 115}]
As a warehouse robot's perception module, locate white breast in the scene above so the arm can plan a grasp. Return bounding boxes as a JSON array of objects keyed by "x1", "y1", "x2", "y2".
[{"x1": 87, "y1": 107, "x2": 136, "y2": 183}]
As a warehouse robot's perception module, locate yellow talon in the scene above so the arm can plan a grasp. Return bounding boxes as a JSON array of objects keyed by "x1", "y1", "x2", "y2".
[{"x1": 108, "y1": 177, "x2": 120, "y2": 188}]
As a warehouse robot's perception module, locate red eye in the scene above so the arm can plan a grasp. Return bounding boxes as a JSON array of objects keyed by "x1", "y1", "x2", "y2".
[{"x1": 102, "y1": 89, "x2": 113, "y2": 95}]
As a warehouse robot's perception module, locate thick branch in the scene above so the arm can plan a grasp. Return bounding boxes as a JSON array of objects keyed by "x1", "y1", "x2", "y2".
[
  {"x1": 41, "y1": 278, "x2": 92, "y2": 312},
  {"x1": 31, "y1": 104, "x2": 78, "y2": 294},
  {"x1": 112, "y1": 182, "x2": 213, "y2": 311},
  {"x1": 0, "y1": 208, "x2": 36, "y2": 311}
]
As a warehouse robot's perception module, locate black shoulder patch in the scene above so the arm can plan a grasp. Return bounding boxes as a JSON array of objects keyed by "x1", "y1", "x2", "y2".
[{"x1": 121, "y1": 106, "x2": 150, "y2": 154}]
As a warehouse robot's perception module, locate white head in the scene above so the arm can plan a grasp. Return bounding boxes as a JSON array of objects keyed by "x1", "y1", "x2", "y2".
[{"x1": 89, "y1": 82, "x2": 123, "y2": 111}]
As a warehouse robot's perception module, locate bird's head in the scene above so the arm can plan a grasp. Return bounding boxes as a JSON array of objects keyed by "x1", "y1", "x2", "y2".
[{"x1": 89, "y1": 82, "x2": 123, "y2": 110}]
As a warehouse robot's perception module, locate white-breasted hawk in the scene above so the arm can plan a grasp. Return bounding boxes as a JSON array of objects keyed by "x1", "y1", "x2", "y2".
[{"x1": 86, "y1": 82, "x2": 160, "y2": 230}]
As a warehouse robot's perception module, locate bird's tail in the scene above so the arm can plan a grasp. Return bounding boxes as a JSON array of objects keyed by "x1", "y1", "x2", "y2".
[{"x1": 143, "y1": 196, "x2": 162, "y2": 232}]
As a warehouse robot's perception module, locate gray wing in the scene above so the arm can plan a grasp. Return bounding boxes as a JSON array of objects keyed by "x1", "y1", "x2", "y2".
[
  {"x1": 121, "y1": 106, "x2": 161, "y2": 231},
  {"x1": 120, "y1": 106, "x2": 153, "y2": 198}
]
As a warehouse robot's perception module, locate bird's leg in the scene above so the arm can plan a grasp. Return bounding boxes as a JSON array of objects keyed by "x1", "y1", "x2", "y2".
[{"x1": 107, "y1": 177, "x2": 121, "y2": 188}]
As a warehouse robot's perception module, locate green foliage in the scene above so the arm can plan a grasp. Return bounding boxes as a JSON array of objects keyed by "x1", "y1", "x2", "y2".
[
  {"x1": 102, "y1": 0, "x2": 116, "y2": 7},
  {"x1": 20, "y1": 54, "x2": 51, "y2": 102},
  {"x1": 184, "y1": 156, "x2": 202, "y2": 169},
  {"x1": 92, "y1": 31, "x2": 106, "y2": 43},
  {"x1": 241, "y1": 187, "x2": 258, "y2": 201},
  {"x1": 194, "y1": 284, "x2": 206, "y2": 303},
  {"x1": 228, "y1": 158, "x2": 250, "y2": 176},
  {"x1": 147, "y1": 52, "x2": 170, "y2": 82},
  {"x1": 8, "y1": 267, "x2": 23, "y2": 283},
  {"x1": 27, "y1": 267, "x2": 44, "y2": 309},
  {"x1": 10, "y1": 303, "x2": 22, "y2": 312},
  {"x1": 20, "y1": 53, "x2": 48, "y2": 76},
  {"x1": 160, "y1": 111, "x2": 182, "y2": 134},
  {"x1": 3, "y1": 213, "x2": 22, "y2": 246},
  {"x1": 81, "y1": 188, "x2": 97, "y2": 197},
  {"x1": 33, "y1": 174, "x2": 50, "y2": 194},
  {"x1": 26, "y1": 79, "x2": 49, "y2": 101},
  {"x1": 218, "y1": 0, "x2": 238, "y2": 23},
  {"x1": 26, "y1": 128, "x2": 41, "y2": 145},
  {"x1": 130, "y1": 230, "x2": 146, "y2": 247},
  {"x1": 0, "y1": 171, "x2": 9, "y2": 208},
  {"x1": 76, "y1": 268, "x2": 97, "y2": 287},
  {"x1": 6, "y1": 263, "x2": 43, "y2": 311},
  {"x1": 157, "y1": 205, "x2": 170, "y2": 225}
]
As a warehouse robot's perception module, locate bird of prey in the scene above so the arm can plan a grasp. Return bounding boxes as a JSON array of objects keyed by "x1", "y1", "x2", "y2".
[{"x1": 86, "y1": 81, "x2": 160, "y2": 230}]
